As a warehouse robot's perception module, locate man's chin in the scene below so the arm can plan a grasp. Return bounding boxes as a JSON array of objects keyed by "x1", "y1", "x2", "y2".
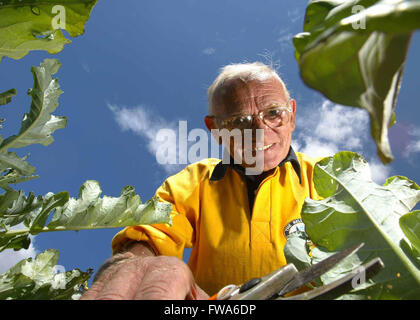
[
  {"x1": 239, "y1": 157, "x2": 280, "y2": 175},
  {"x1": 262, "y1": 161, "x2": 280, "y2": 172}
]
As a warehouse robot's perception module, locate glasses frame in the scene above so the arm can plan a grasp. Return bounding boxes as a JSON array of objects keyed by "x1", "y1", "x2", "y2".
[{"x1": 210, "y1": 101, "x2": 293, "y2": 130}]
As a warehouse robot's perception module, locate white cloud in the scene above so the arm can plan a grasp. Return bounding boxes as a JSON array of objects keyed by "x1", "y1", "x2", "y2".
[
  {"x1": 314, "y1": 102, "x2": 368, "y2": 149},
  {"x1": 202, "y1": 47, "x2": 216, "y2": 55},
  {"x1": 295, "y1": 100, "x2": 370, "y2": 158},
  {"x1": 81, "y1": 62, "x2": 90, "y2": 73},
  {"x1": 277, "y1": 29, "x2": 294, "y2": 50},
  {"x1": 368, "y1": 159, "x2": 392, "y2": 185},
  {"x1": 109, "y1": 104, "x2": 185, "y2": 175},
  {"x1": 403, "y1": 125, "x2": 420, "y2": 158},
  {"x1": 294, "y1": 99, "x2": 394, "y2": 183},
  {"x1": 406, "y1": 141, "x2": 420, "y2": 157},
  {"x1": 287, "y1": 7, "x2": 302, "y2": 24},
  {"x1": 0, "y1": 225, "x2": 38, "y2": 274},
  {"x1": 297, "y1": 137, "x2": 339, "y2": 158},
  {"x1": 0, "y1": 244, "x2": 37, "y2": 274}
]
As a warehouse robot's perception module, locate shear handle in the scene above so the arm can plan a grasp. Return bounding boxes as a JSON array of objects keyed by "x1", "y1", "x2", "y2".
[{"x1": 231, "y1": 264, "x2": 298, "y2": 300}]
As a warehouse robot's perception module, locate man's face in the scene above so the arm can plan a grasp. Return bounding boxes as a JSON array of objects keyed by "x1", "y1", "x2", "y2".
[{"x1": 206, "y1": 77, "x2": 296, "y2": 172}]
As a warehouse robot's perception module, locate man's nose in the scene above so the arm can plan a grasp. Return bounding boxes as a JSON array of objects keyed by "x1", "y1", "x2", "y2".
[{"x1": 247, "y1": 117, "x2": 267, "y2": 144}]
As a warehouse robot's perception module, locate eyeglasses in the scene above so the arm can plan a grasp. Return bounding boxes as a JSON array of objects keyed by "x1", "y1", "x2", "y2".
[{"x1": 211, "y1": 103, "x2": 292, "y2": 130}]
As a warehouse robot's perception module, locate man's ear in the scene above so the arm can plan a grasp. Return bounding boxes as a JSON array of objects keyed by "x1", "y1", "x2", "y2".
[
  {"x1": 204, "y1": 116, "x2": 222, "y2": 145},
  {"x1": 289, "y1": 99, "x2": 297, "y2": 131}
]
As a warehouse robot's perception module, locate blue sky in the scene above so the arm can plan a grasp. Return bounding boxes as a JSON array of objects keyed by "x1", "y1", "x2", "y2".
[{"x1": 0, "y1": 0, "x2": 419, "y2": 288}]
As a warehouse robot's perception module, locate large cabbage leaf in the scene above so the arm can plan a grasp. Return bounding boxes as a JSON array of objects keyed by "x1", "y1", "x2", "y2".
[
  {"x1": 0, "y1": 249, "x2": 92, "y2": 300},
  {"x1": 0, "y1": 0, "x2": 97, "y2": 62},
  {"x1": 285, "y1": 152, "x2": 420, "y2": 299},
  {"x1": 0, "y1": 180, "x2": 172, "y2": 252},
  {"x1": 293, "y1": 0, "x2": 420, "y2": 164}
]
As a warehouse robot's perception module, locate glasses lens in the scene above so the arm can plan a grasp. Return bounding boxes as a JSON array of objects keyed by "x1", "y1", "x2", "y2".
[
  {"x1": 219, "y1": 107, "x2": 290, "y2": 130},
  {"x1": 228, "y1": 115, "x2": 253, "y2": 130},
  {"x1": 263, "y1": 108, "x2": 289, "y2": 127}
]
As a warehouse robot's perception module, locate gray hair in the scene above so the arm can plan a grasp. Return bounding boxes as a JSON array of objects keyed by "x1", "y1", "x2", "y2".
[{"x1": 207, "y1": 62, "x2": 290, "y2": 113}]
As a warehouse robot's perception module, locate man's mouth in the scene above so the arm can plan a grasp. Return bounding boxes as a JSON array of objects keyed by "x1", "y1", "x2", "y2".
[{"x1": 254, "y1": 143, "x2": 274, "y2": 152}]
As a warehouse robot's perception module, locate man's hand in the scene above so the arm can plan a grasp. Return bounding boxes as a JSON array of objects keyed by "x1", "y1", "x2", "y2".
[{"x1": 81, "y1": 242, "x2": 209, "y2": 300}]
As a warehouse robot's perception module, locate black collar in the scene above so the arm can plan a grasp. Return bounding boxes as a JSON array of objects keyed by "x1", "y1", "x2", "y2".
[{"x1": 210, "y1": 146, "x2": 302, "y2": 184}]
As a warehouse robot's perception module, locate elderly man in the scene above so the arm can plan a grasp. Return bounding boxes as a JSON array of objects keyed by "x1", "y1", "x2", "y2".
[{"x1": 82, "y1": 62, "x2": 319, "y2": 300}]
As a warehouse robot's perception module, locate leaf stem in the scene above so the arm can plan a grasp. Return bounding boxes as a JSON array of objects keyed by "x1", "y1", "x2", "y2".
[{"x1": 3, "y1": 224, "x2": 134, "y2": 237}]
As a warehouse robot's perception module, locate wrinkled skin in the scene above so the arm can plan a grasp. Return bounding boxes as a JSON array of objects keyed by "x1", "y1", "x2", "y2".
[{"x1": 81, "y1": 242, "x2": 209, "y2": 300}]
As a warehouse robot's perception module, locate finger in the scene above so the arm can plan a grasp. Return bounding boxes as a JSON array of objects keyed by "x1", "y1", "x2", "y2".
[
  {"x1": 134, "y1": 257, "x2": 193, "y2": 300},
  {"x1": 185, "y1": 285, "x2": 197, "y2": 300},
  {"x1": 81, "y1": 264, "x2": 120, "y2": 300},
  {"x1": 80, "y1": 281, "x2": 100, "y2": 300},
  {"x1": 194, "y1": 284, "x2": 210, "y2": 300},
  {"x1": 81, "y1": 252, "x2": 137, "y2": 300},
  {"x1": 95, "y1": 258, "x2": 146, "y2": 300}
]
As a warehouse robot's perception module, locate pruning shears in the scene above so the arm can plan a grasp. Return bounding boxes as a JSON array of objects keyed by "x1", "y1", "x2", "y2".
[{"x1": 209, "y1": 243, "x2": 384, "y2": 300}]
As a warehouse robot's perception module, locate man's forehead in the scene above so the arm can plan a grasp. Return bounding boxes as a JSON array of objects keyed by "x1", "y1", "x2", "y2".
[{"x1": 211, "y1": 78, "x2": 288, "y2": 113}]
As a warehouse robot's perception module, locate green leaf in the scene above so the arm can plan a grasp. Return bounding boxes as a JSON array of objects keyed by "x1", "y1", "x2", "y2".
[
  {"x1": 0, "y1": 232, "x2": 30, "y2": 252},
  {"x1": 0, "y1": 59, "x2": 65, "y2": 191},
  {"x1": 293, "y1": 0, "x2": 420, "y2": 164},
  {"x1": 300, "y1": 151, "x2": 420, "y2": 299},
  {"x1": 0, "y1": 180, "x2": 173, "y2": 252},
  {"x1": 400, "y1": 211, "x2": 420, "y2": 255},
  {"x1": 0, "y1": 58, "x2": 67, "y2": 151},
  {"x1": 0, "y1": 189, "x2": 42, "y2": 252},
  {"x1": 47, "y1": 180, "x2": 173, "y2": 230},
  {"x1": 0, "y1": 249, "x2": 92, "y2": 300},
  {"x1": 0, "y1": 169, "x2": 39, "y2": 191},
  {"x1": 0, "y1": 88, "x2": 17, "y2": 106},
  {"x1": 0, "y1": 152, "x2": 36, "y2": 177},
  {"x1": 284, "y1": 231, "x2": 312, "y2": 272},
  {"x1": 0, "y1": 0, "x2": 98, "y2": 63},
  {"x1": 28, "y1": 191, "x2": 68, "y2": 234},
  {"x1": 0, "y1": 190, "x2": 43, "y2": 232}
]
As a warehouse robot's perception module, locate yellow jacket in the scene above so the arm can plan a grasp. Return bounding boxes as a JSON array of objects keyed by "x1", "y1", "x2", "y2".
[{"x1": 112, "y1": 148, "x2": 319, "y2": 295}]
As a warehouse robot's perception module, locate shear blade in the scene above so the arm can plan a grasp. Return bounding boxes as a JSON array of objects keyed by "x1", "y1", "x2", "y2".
[
  {"x1": 278, "y1": 257, "x2": 385, "y2": 300},
  {"x1": 276, "y1": 242, "x2": 365, "y2": 297}
]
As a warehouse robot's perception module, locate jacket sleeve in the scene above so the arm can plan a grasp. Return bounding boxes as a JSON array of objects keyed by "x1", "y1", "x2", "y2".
[{"x1": 111, "y1": 164, "x2": 201, "y2": 259}]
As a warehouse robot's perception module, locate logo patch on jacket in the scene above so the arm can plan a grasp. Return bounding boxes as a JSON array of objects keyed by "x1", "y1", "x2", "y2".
[{"x1": 284, "y1": 219, "x2": 305, "y2": 236}]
